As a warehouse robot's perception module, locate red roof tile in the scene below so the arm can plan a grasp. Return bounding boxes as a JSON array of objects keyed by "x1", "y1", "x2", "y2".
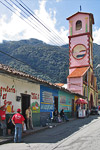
[
  {"x1": 55, "y1": 83, "x2": 64, "y2": 87},
  {"x1": 67, "y1": 67, "x2": 89, "y2": 78},
  {"x1": 66, "y1": 12, "x2": 94, "y2": 24}
]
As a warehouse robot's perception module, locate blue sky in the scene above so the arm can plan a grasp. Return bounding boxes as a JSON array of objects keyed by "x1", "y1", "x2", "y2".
[{"x1": 0, "y1": 0, "x2": 100, "y2": 45}]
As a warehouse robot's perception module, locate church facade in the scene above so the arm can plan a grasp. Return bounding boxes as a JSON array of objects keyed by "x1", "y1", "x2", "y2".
[{"x1": 67, "y1": 12, "x2": 98, "y2": 109}]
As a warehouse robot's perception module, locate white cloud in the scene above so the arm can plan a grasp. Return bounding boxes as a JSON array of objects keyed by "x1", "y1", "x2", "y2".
[
  {"x1": 34, "y1": 0, "x2": 68, "y2": 45},
  {"x1": 93, "y1": 27, "x2": 100, "y2": 44},
  {"x1": 0, "y1": 0, "x2": 68, "y2": 45},
  {"x1": 1, "y1": 1, "x2": 100, "y2": 46},
  {"x1": 56, "y1": 0, "x2": 62, "y2": 2},
  {"x1": 59, "y1": 26, "x2": 69, "y2": 43}
]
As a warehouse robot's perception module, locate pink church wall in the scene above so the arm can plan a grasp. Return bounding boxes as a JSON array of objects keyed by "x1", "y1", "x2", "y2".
[
  {"x1": 69, "y1": 68, "x2": 76, "y2": 74},
  {"x1": 69, "y1": 35, "x2": 89, "y2": 68},
  {"x1": 67, "y1": 12, "x2": 92, "y2": 96},
  {"x1": 67, "y1": 77, "x2": 83, "y2": 95},
  {"x1": 69, "y1": 14, "x2": 89, "y2": 36}
]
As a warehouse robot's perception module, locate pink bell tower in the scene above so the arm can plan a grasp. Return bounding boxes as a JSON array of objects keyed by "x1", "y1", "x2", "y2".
[
  {"x1": 67, "y1": 11, "x2": 98, "y2": 108},
  {"x1": 67, "y1": 12, "x2": 94, "y2": 70}
]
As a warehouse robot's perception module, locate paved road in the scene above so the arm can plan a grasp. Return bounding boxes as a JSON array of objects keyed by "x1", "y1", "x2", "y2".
[{"x1": 0, "y1": 115, "x2": 100, "y2": 150}]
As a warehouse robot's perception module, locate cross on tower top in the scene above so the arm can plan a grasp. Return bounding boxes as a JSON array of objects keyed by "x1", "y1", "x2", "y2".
[{"x1": 80, "y1": 5, "x2": 82, "y2": 12}]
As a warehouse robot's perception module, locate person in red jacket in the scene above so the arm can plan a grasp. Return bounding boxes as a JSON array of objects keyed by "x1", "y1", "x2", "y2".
[
  {"x1": 0, "y1": 105, "x2": 6, "y2": 136},
  {"x1": 12, "y1": 108, "x2": 25, "y2": 143}
]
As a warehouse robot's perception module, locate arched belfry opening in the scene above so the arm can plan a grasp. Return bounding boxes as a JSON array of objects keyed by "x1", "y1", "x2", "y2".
[{"x1": 76, "y1": 20, "x2": 82, "y2": 30}]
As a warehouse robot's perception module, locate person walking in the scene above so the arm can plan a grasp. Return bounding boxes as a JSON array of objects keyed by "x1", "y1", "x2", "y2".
[
  {"x1": 0, "y1": 105, "x2": 6, "y2": 136},
  {"x1": 25, "y1": 106, "x2": 33, "y2": 129},
  {"x1": 12, "y1": 108, "x2": 25, "y2": 143}
]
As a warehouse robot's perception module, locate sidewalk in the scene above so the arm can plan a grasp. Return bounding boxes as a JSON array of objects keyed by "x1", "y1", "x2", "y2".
[{"x1": 0, "y1": 118, "x2": 75, "y2": 145}]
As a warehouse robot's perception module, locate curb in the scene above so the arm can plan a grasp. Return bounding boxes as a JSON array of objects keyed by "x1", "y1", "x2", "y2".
[
  {"x1": 0, "y1": 118, "x2": 76, "y2": 145},
  {"x1": 0, "y1": 138, "x2": 13, "y2": 145}
]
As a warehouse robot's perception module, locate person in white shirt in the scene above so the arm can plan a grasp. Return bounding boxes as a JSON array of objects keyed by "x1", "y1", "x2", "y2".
[{"x1": 25, "y1": 106, "x2": 33, "y2": 129}]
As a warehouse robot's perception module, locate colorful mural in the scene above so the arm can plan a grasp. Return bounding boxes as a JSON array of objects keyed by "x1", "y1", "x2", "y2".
[
  {"x1": 31, "y1": 92, "x2": 40, "y2": 113},
  {"x1": 40, "y1": 85, "x2": 58, "y2": 112},
  {"x1": 58, "y1": 91, "x2": 74, "y2": 112}
]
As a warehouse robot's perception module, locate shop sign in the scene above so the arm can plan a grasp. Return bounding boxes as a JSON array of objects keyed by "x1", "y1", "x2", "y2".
[
  {"x1": 0, "y1": 85, "x2": 15, "y2": 113},
  {"x1": 40, "y1": 91, "x2": 53, "y2": 112}
]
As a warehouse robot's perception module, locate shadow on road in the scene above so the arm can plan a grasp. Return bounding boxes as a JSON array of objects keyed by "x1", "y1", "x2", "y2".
[{"x1": 23, "y1": 115, "x2": 99, "y2": 144}]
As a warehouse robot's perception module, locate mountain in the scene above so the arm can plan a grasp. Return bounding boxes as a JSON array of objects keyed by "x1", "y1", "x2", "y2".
[
  {"x1": 0, "y1": 39, "x2": 69, "y2": 83},
  {"x1": 0, "y1": 38, "x2": 100, "y2": 89}
]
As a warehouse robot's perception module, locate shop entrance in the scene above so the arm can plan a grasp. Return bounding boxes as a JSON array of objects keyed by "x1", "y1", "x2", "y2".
[
  {"x1": 89, "y1": 94, "x2": 93, "y2": 109},
  {"x1": 21, "y1": 94, "x2": 30, "y2": 123},
  {"x1": 72, "y1": 99, "x2": 74, "y2": 117},
  {"x1": 54, "y1": 96, "x2": 58, "y2": 111}
]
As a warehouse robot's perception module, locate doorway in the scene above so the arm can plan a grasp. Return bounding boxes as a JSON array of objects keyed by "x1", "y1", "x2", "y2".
[
  {"x1": 90, "y1": 94, "x2": 93, "y2": 109},
  {"x1": 72, "y1": 99, "x2": 74, "y2": 117},
  {"x1": 21, "y1": 94, "x2": 30, "y2": 123},
  {"x1": 54, "y1": 96, "x2": 58, "y2": 111}
]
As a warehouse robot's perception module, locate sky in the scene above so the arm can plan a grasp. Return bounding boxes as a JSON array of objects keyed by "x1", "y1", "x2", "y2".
[{"x1": 0, "y1": 0, "x2": 100, "y2": 45}]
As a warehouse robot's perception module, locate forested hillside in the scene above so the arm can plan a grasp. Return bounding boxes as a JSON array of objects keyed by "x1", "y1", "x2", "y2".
[{"x1": 0, "y1": 39, "x2": 100, "y2": 89}]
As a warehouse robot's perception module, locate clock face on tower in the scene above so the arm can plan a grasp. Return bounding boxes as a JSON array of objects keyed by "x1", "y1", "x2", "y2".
[{"x1": 72, "y1": 44, "x2": 87, "y2": 59}]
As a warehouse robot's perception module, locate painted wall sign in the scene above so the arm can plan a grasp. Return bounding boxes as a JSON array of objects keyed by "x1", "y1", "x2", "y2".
[
  {"x1": 42, "y1": 91, "x2": 53, "y2": 103},
  {"x1": 40, "y1": 103, "x2": 53, "y2": 111},
  {"x1": 0, "y1": 86, "x2": 15, "y2": 95},
  {"x1": 0, "y1": 86, "x2": 15, "y2": 113},
  {"x1": 41, "y1": 91, "x2": 53, "y2": 112},
  {"x1": 60, "y1": 96, "x2": 66, "y2": 104},
  {"x1": 59, "y1": 105, "x2": 71, "y2": 111},
  {"x1": 31, "y1": 92, "x2": 39, "y2": 100},
  {"x1": 31, "y1": 92, "x2": 40, "y2": 113},
  {"x1": 40, "y1": 85, "x2": 58, "y2": 112},
  {"x1": 59, "y1": 91, "x2": 73, "y2": 112}
]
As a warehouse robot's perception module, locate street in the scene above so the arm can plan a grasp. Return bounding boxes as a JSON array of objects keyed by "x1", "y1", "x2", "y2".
[{"x1": 0, "y1": 115, "x2": 100, "y2": 150}]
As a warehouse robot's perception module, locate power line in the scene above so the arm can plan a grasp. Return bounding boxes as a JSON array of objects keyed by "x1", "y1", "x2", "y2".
[
  {"x1": 10, "y1": 0, "x2": 64, "y2": 46},
  {"x1": 1, "y1": 0, "x2": 65, "y2": 45},
  {"x1": 0, "y1": 47, "x2": 95, "y2": 89},
  {"x1": 3, "y1": 0, "x2": 61, "y2": 46},
  {"x1": 11, "y1": 0, "x2": 66, "y2": 46},
  {"x1": 0, "y1": 0, "x2": 68, "y2": 76},
  {"x1": 15, "y1": 0, "x2": 51, "y2": 32},
  {"x1": 0, "y1": 48, "x2": 52, "y2": 77},
  {"x1": 0, "y1": 47, "x2": 97, "y2": 89},
  {"x1": 0, "y1": 49, "x2": 29, "y2": 66},
  {"x1": 16, "y1": 0, "x2": 66, "y2": 45},
  {"x1": 0, "y1": 1, "x2": 66, "y2": 61}
]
